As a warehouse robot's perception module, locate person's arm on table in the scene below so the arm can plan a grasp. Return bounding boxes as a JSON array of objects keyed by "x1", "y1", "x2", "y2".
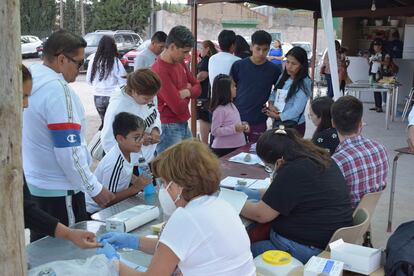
[
  {"x1": 54, "y1": 223, "x2": 98, "y2": 248},
  {"x1": 24, "y1": 178, "x2": 98, "y2": 248},
  {"x1": 407, "y1": 107, "x2": 414, "y2": 152},
  {"x1": 240, "y1": 200, "x2": 279, "y2": 224},
  {"x1": 118, "y1": 242, "x2": 180, "y2": 276}
]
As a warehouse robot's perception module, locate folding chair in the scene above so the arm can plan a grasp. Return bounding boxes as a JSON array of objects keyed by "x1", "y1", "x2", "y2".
[{"x1": 402, "y1": 87, "x2": 414, "y2": 122}]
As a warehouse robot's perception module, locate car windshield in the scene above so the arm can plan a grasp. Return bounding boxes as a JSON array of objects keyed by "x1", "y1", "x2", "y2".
[
  {"x1": 292, "y1": 43, "x2": 311, "y2": 53},
  {"x1": 84, "y1": 33, "x2": 105, "y2": 47}
]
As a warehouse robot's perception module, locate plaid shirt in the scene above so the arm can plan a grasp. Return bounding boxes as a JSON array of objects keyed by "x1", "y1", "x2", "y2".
[{"x1": 332, "y1": 135, "x2": 389, "y2": 208}]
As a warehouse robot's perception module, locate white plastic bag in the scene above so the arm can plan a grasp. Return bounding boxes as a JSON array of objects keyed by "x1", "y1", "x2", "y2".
[{"x1": 29, "y1": 254, "x2": 118, "y2": 276}]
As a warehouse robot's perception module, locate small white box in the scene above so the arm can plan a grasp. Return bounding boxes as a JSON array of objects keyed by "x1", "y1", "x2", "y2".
[
  {"x1": 105, "y1": 205, "x2": 159, "y2": 233},
  {"x1": 304, "y1": 256, "x2": 344, "y2": 276},
  {"x1": 329, "y1": 239, "x2": 381, "y2": 275}
]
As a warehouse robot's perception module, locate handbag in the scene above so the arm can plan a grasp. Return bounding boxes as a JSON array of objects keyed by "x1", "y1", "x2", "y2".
[
  {"x1": 87, "y1": 131, "x2": 104, "y2": 161},
  {"x1": 272, "y1": 108, "x2": 306, "y2": 129}
]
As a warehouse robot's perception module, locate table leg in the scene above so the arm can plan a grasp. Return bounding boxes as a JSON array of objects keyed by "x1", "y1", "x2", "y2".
[
  {"x1": 385, "y1": 90, "x2": 390, "y2": 129},
  {"x1": 387, "y1": 152, "x2": 402, "y2": 232},
  {"x1": 392, "y1": 86, "x2": 399, "y2": 122}
]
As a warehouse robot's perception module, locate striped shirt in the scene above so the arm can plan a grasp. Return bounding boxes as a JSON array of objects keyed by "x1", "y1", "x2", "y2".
[
  {"x1": 332, "y1": 135, "x2": 389, "y2": 208},
  {"x1": 85, "y1": 144, "x2": 138, "y2": 213}
]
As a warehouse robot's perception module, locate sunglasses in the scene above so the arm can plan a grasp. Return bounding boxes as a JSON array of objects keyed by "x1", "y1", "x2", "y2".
[{"x1": 63, "y1": 54, "x2": 85, "y2": 69}]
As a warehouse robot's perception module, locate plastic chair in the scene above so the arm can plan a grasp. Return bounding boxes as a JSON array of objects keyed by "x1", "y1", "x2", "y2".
[
  {"x1": 326, "y1": 208, "x2": 370, "y2": 251},
  {"x1": 353, "y1": 191, "x2": 383, "y2": 219},
  {"x1": 353, "y1": 191, "x2": 383, "y2": 245}
]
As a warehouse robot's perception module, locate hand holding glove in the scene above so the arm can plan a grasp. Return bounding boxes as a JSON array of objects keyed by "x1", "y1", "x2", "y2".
[
  {"x1": 96, "y1": 241, "x2": 120, "y2": 260},
  {"x1": 97, "y1": 232, "x2": 140, "y2": 250}
]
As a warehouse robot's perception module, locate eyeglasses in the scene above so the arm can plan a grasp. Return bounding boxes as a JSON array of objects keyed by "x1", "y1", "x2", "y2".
[{"x1": 63, "y1": 54, "x2": 84, "y2": 69}]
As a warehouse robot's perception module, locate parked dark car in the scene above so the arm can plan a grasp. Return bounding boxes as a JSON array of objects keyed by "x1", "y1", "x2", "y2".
[{"x1": 82, "y1": 30, "x2": 143, "y2": 71}]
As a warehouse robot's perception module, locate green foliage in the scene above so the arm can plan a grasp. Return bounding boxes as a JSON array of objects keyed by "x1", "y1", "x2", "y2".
[
  {"x1": 91, "y1": 0, "x2": 152, "y2": 34},
  {"x1": 64, "y1": 0, "x2": 78, "y2": 34},
  {"x1": 21, "y1": 0, "x2": 56, "y2": 38}
]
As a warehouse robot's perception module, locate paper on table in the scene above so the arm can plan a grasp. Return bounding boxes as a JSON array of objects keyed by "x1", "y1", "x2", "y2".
[
  {"x1": 220, "y1": 176, "x2": 257, "y2": 188},
  {"x1": 218, "y1": 188, "x2": 248, "y2": 214},
  {"x1": 248, "y1": 178, "x2": 271, "y2": 190},
  {"x1": 228, "y1": 152, "x2": 264, "y2": 166}
]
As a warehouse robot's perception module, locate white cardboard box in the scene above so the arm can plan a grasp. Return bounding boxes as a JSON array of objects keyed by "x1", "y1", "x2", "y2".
[
  {"x1": 329, "y1": 239, "x2": 381, "y2": 275},
  {"x1": 304, "y1": 256, "x2": 344, "y2": 276},
  {"x1": 105, "y1": 205, "x2": 159, "y2": 232}
]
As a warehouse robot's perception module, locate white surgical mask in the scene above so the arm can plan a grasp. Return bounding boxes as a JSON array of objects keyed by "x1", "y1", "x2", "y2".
[{"x1": 158, "y1": 181, "x2": 181, "y2": 216}]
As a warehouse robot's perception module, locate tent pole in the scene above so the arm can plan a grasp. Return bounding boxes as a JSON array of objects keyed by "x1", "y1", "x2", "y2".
[
  {"x1": 311, "y1": 12, "x2": 318, "y2": 98},
  {"x1": 190, "y1": 1, "x2": 198, "y2": 138}
]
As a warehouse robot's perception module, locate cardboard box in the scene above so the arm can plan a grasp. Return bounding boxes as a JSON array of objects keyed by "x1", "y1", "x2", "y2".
[
  {"x1": 329, "y1": 239, "x2": 381, "y2": 275},
  {"x1": 304, "y1": 256, "x2": 344, "y2": 276}
]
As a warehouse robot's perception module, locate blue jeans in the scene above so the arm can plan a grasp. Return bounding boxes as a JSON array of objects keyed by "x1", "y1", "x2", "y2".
[
  {"x1": 251, "y1": 229, "x2": 322, "y2": 264},
  {"x1": 325, "y1": 74, "x2": 334, "y2": 98},
  {"x1": 156, "y1": 122, "x2": 192, "y2": 153}
]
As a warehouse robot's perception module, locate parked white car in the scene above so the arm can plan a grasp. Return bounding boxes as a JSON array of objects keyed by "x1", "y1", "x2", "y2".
[{"x1": 21, "y1": 35, "x2": 42, "y2": 57}]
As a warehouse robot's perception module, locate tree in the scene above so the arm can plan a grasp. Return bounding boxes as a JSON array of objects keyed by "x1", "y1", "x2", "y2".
[
  {"x1": 92, "y1": 0, "x2": 151, "y2": 34},
  {"x1": 0, "y1": 0, "x2": 26, "y2": 274},
  {"x1": 21, "y1": 0, "x2": 56, "y2": 38},
  {"x1": 64, "y1": 0, "x2": 78, "y2": 34}
]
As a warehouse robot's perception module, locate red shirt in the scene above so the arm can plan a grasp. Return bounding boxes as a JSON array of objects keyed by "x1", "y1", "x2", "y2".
[{"x1": 151, "y1": 58, "x2": 201, "y2": 123}]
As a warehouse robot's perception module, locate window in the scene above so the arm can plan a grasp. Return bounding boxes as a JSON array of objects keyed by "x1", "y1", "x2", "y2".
[
  {"x1": 122, "y1": 34, "x2": 134, "y2": 46},
  {"x1": 114, "y1": 35, "x2": 125, "y2": 44}
]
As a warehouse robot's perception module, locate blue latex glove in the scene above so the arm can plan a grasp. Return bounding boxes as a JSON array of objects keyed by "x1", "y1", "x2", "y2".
[
  {"x1": 97, "y1": 232, "x2": 139, "y2": 250},
  {"x1": 97, "y1": 241, "x2": 120, "y2": 260},
  {"x1": 234, "y1": 186, "x2": 261, "y2": 202}
]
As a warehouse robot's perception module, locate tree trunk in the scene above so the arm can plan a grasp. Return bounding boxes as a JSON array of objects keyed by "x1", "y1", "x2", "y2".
[
  {"x1": 80, "y1": 0, "x2": 85, "y2": 35},
  {"x1": 0, "y1": 0, "x2": 26, "y2": 275},
  {"x1": 60, "y1": 0, "x2": 64, "y2": 28}
]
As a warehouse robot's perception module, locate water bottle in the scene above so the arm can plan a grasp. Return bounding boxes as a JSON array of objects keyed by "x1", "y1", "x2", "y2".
[{"x1": 138, "y1": 157, "x2": 155, "y2": 195}]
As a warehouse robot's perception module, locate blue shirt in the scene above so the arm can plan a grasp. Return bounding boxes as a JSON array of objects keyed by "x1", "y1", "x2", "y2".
[
  {"x1": 269, "y1": 77, "x2": 311, "y2": 124},
  {"x1": 269, "y1": 48, "x2": 283, "y2": 65},
  {"x1": 230, "y1": 58, "x2": 281, "y2": 125}
]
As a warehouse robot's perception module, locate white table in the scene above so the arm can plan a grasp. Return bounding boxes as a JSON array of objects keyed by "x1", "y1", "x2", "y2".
[{"x1": 345, "y1": 82, "x2": 399, "y2": 129}]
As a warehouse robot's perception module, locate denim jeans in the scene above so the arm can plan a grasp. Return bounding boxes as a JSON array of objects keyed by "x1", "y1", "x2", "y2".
[
  {"x1": 251, "y1": 229, "x2": 323, "y2": 264},
  {"x1": 156, "y1": 122, "x2": 192, "y2": 153}
]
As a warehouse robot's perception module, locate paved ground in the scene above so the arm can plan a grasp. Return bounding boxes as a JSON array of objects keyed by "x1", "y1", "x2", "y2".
[{"x1": 23, "y1": 58, "x2": 414, "y2": 249}]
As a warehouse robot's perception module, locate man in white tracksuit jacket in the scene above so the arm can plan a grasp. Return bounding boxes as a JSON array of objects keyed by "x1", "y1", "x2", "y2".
[{"x1": 23, "y1": 30, "x2": 114, "y2": 241}]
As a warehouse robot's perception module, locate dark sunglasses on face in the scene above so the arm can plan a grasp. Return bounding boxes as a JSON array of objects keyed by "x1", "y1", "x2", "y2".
[{"x1": 64, "y1": 54, "x2": 84, "y2": 69}]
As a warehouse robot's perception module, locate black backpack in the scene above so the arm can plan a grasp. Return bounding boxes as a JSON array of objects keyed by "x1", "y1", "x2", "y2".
[{"x1": 385, "y1": 221, "x2": 414, "y2": 276}]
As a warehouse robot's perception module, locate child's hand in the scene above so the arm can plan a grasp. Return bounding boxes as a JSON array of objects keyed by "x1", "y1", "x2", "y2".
[
  {"x1": 149, "y1": 128, "x2": 160, "y2": 144},
  {"x1": 131, "y1": 174, "x2": 152, "y2": 191},
  {"x1": 242, "y1": 121, "x2": 250, "y2": 133},
  {"x1": 142, "y1": 133, "x2": 152, "y2": 146},
  {"x1": 235, "y1": 124, "x2": 245, "y2": 133}
]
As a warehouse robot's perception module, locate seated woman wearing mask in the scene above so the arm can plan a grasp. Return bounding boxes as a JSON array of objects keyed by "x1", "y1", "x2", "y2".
[
  {"x1": 97, "y1": 140, "x2": 256, "y2": 276},
  {"x1": 236, "y1": 126, "x2": 353, "y2": 264}
]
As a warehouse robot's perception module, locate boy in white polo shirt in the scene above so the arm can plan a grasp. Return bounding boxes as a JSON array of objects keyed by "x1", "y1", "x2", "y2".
[{"x1": 86, "y1": 112, "x2": 151, "y2": 214}]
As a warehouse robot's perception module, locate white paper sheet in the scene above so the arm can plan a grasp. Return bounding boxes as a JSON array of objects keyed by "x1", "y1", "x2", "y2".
[
  {"x1": 220, "y1": 176, "x2": 257, "y2": 188},
  {"x1": 248, "y1": 178, "x2": 271, "y2": 190},
  {"x1": 228, "y1": 152, "x2": 264, "y2": 166},
  {"x1": 218, "y1": 188, "x2": 248, "y2": 214},
  {"x1": 274, "y1": 89, "x2": 288, "y2": 112}
]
